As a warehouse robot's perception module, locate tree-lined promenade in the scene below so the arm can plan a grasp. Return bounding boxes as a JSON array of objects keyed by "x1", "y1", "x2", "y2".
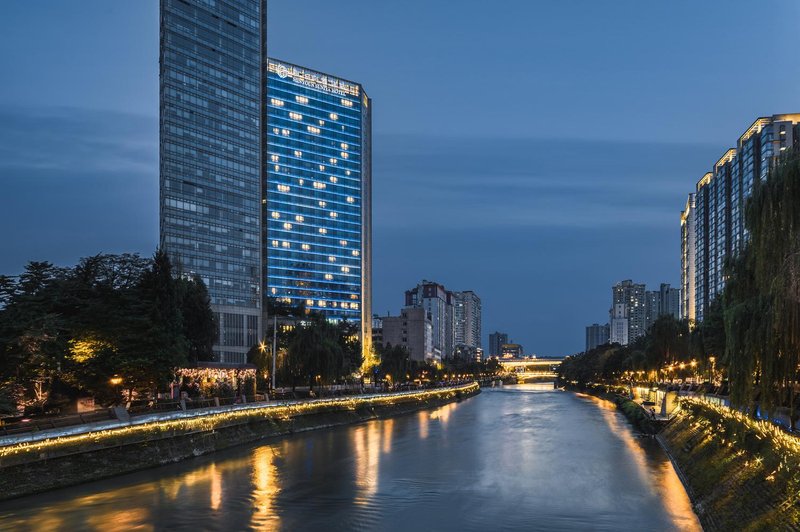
[
  {"x1": 560, "y1": 150, "x2": 800, "y2": 429},
  {"x1": 0, "y1": 253, "x2": 500, "y2": 420}
]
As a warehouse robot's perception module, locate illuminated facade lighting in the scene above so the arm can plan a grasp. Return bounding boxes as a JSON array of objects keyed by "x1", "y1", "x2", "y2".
[{"x1": 266, "y1": 59, "x2": 373, "y2": 357}]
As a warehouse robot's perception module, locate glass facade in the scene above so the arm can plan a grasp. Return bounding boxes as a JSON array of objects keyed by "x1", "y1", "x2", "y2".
[
  {"x1": 692, "y1": 115, "x2": 800, "y2": 322},
  {"x1": 160, "y1": 0, "x2": 266, "y2": 363},
  {"x1": 265, "y1": 59, "x2": 372, "y2": 349}
]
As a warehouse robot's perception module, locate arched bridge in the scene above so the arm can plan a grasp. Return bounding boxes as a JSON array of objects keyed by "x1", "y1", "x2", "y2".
[{"x1": 499, "y1": 358, "x2": 564, "y2": 382}]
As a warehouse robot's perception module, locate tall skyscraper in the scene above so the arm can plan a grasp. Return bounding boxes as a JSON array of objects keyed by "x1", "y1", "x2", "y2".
[
  {"x1": 680, "y1": 193, "x2": 696, "y2": 322},
  {"x1": 611, "y1": 280, "x2": 646, "y2": 343},
  {"x1": 160, "y1": 0, "x2": 267, "y2": 363},
  {"x1": 160, "y1": 1, "x2": 373, "y2": 363},
  {"x1": 585, "y1": 323, "x2": 609, "y2": 351},
  {"x1": 264, "y1": 59, "x2": 372, "y2": 355},
  {"x1": 405, "y1": 281, "x2": 453, "y2": 360},
  {"x1": 693, "y1": 114, "x2": 800, "y2": 321},
  {"x1": 488, "y1": 331, "x2": 509, "y2": 358},
  {"x1": 453, "y1": 290, "x2": 481, "y2": 350}
]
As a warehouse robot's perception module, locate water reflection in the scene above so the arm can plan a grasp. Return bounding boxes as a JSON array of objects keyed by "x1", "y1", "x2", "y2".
[{"x1": 0, "y1": 385, "x2": 700, "y2": 531}]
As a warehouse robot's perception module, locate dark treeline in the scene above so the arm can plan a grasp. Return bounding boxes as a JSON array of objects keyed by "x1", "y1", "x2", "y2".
[
  {"x1": 0, "y1": 251, "x2": 215, "y2": 414},
  {"x1": 560, "y1": 151, "x2": 800, "y2": 428}
]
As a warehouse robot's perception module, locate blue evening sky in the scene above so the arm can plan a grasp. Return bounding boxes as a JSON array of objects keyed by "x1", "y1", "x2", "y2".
[{"x1": 0, "y1": 1, "x2": 798, "y2": 355}]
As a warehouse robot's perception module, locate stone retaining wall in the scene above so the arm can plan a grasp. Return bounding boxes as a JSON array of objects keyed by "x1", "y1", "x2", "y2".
[{"x1": 0, "y1": 384, "x2": 479, "y2": 500}]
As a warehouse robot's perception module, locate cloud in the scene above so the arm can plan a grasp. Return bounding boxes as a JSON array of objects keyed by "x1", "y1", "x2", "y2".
[
  {"x1": 373, "y1": 134, "x2": 715, "y2": 230},
  {"x1": 0, "y1": 106, "x2": 158, "y2": 274}
]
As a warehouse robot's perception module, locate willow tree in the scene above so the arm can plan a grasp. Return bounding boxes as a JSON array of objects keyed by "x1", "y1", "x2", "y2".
[{"x1": 726, "y1": 150, "x2": 800, "y2": 426}]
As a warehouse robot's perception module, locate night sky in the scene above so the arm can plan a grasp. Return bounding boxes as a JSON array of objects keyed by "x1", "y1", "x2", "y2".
[{"x1": 1, "y1": 1, "x2": 798, "y2": 355}]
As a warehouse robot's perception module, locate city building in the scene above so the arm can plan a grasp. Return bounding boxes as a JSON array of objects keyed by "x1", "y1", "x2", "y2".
[
  {"x1": 500, "y1": 343, "x2": 524, "y2": 358},
  {"x1": 610, "y1": 303, "x2": 629, "y2": 345},
  {"x1": 453, "y1": 290, "x2": 481, "y2": 351},
  {"x1": 265, "y1": 58, "x2": 372, "y2": 356},
  {"x1": 379, "y1": 307, "x2": 434, "y2": 363},
  {"x1": 488, "y1": 331, "x2": 509, "y2": 358},
  {"x1": 692, "y1": 114, "x2": 800, "y2": 321},
  {"x1": 645, "y1": 283, "x2": 681, "y2": 329},
  {"x1": 371, "y1": 315, "x2": 384, "y2": 348},
  {"x1": 160, "y1": 0, "x2": 267, "y2": 363},
  {"x1": 585, "y1": 323, "x2": 610, "y2": 351},
  {"x1": 406, "y1": 281, "x2": 454, "y2": 360},
  {"x1": 611, "y1": 280, "x2": 646, "y2": 343},
  {"x1": 680, "y1": 194, "x2": 696, "y2": 322}
]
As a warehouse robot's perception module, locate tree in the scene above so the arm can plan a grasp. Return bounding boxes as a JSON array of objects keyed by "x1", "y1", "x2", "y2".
[{"x1": 179, "y1": 275, "x2": 216, "y2": 363}]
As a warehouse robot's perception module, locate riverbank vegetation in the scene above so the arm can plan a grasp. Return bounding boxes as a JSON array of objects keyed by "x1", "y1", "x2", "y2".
[
  {"x1": 661, "y1": 398, "x2": 800, "y2": 530},
  {"x1": 0, "y1": 251, "x2": 215, "y2": 415},
  {"x1": 561, "y1": 151, "x2": 800, "y2": 428}
]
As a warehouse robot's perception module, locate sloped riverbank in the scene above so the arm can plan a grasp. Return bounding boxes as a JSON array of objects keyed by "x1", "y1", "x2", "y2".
[
  {"x1": 658, "y1": 399, "x2": 800, "y2": 531},
  {"x1": 0, "y1": 383, "x2": 479, "y2": 501}
]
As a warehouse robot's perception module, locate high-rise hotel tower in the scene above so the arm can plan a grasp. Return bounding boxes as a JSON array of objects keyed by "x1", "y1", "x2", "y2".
[
  {"x1": 160, "y1": 1, "x2": 372, "y2": 362},
  {"x1": 265, "y1": 60, "x2": 372, "y2": 355}
]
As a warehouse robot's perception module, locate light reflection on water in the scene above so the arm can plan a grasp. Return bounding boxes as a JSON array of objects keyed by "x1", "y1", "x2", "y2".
[{"x1": 0, "y1": 384, "x2": 700, "y2": 531}]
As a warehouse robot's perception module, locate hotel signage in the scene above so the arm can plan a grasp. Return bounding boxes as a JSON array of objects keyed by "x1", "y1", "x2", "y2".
[{"x1": 269, "y1": 61, "x2": 360, "y2": 98}]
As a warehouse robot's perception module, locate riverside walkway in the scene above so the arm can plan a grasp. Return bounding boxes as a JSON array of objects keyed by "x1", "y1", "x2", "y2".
[{"x1": 0, "y1": 382, "x2": 478, "y2": 448}]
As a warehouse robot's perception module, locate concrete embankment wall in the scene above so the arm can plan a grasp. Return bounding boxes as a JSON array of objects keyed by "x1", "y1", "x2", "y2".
[
  {"x1": 657, "y1": 400, "x2": 800, "y2": 531},
  {"x1": 0, "y1": 384, "x2": 479, "y2": 501}
]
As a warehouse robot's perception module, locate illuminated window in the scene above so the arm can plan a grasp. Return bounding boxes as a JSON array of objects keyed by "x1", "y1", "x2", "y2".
[
  {"x1": 329, "y1": 176, "x2": 338, "y2": 184},
  {"x1": 329, "y1": 158, "x2": 338, "y2": 164},
  {"x1": 352, "y1": 303, "x2": 359, "y2": 310},
  {"x1": 330, "y1": 211, "x2": 338, "y2": 218},
  {"x1": 341, "y1": 302, "x2": 349, "y2": 309},
  {"x1": 289, "y1": 112, "x2": 303, "y2": 121},
  {"x1": 273, "y1": 164, "x2": 279, "y2": 171},
  {"x1": 318, "y1": 300, "x2": 327, "y2": 307},
  {"x1": 282, "y1": 222, "x2": 293, "y2": 230},
  {"x1": 341, "y1": 152, "x2": 349, "y2": 159},
  {"x1": 313, "y1": 182, "x2": 326, "y2": 190},
  {"x1": 277, "y1": 184, "x2": 290, "y2": 192},
  {"x1": 271, "y1": 211, "x2": 280, "y2": 219},
  {"x1": 328, "y1": 256, "x2": 336, "y2": 262},
  {"x1": 329, "y1": 113, "x2": 338, "y2": 120},
  {"x1": 318, "y1": 200, "x2": 327, "y2": 207},
  {"x1": 272, "y1": 127, "x2": 280, "y2": 134},
  {"x1": 296, "y1": 95, "x2": 309, "y2": 104},
  {"x1": 319, "y1": 228, "x2": 327, "y2": 234},
  {"x1": 295, "y1": 215, "x2": 304, "y2": 222},
  {"x1": 340, "y1": 143, "x2": 349, "y2": 150},
  {"x1": 301, "y1": 243, "x2": 311, "y2": 251},
  {"x1": 293, "y1": 150, "x2": 302, "y2": 158},
  {"x1": 307, "y1": 126, "x2": 320, "y2": 134},
  {"x1": 341, "y1": 266, "x2": 350, "y2": 273},
  {"x1": 318, "y1": 119, "x2": 325, "y2": 126},
  {"x1": 306, "y1": 299, "x2": 314, "y2": 306},
  {"x1": 341, "y1": 99, "x2": 353, "y2": 107},
  {"x1": 346, "y1": 196, "x2": 355, "y2": 203},
  {"x1": 281, "y1": 129, "x2": 290, "y2": 136},
  {"x1": 298, "y1": 178, "x2": 304, "y2": 186},
  {"x1": 271, "y1": 240, "x2": 279, "y2": 247},
  {"x1": 270, "y1": 98, "x2": 284, "y2": 107},
  {"x1": 340, "y1": 240, "x2": 348, "y2": 246},
  {"x1": 345, "y1": 170, "x2": 351, "y2": 176},
  {"x1": 352, "y1": 250, "x2": 360, "y2": 257},
  {"x1": 271, "y1": 288, "x2": 278, "y2": 295},
  {"x1": 350, "y1": 294, "x2": 358, "y2": 300},
  {"x1": 324, "y1": 274, "x2": 333, "y2": 280},
  {"x1": 281, "y1": 241, "x2": 291, "y2": 248},
  {"x1": 319, "y1": 165, "x2": 326, "y2": 171}
]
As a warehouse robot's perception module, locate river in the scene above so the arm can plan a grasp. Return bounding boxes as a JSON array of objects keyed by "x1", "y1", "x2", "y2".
[{"x1": 0, "y1": 384, "x2": 700, "y2": 531}]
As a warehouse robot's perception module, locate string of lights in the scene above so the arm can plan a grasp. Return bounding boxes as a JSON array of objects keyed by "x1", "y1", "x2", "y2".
[{"x1": 0, "y1": 383, "x2": 479, "y2": 464}]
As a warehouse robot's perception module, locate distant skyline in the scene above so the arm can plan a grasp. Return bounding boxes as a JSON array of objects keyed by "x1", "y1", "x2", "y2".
[{"x1": 1, "y1": 0, "x2": 798, "y2": 355}]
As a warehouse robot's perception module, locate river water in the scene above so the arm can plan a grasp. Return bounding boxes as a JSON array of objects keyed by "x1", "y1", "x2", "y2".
[{"x1": 0, "y1": 384, "x2": 700, "y2": 531}]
